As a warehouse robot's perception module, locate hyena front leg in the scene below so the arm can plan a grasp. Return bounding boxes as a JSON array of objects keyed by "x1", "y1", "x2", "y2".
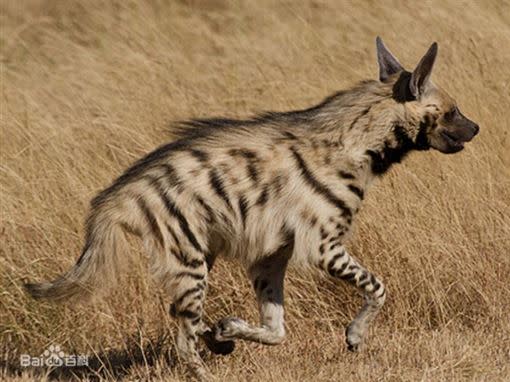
[
  {"x1": 212, "y1": 242, "x2": 292, "y2": 345},
  {"x1": 317, "y1": 240, "x2": 386, "y2": 351}
]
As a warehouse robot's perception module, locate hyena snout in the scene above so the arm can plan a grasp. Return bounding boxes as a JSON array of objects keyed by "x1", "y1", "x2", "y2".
[
  {"x1": 432, "y1": 109, "x2": 479, "y2": 154},
  {"x1": 447, "y1": 115, "x2": 479, "y2": 141}
]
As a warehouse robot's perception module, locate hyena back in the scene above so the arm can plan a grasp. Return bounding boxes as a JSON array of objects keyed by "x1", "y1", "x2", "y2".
[{"x1": 25, "y1": 37, "x2": 479, "y2": 380}]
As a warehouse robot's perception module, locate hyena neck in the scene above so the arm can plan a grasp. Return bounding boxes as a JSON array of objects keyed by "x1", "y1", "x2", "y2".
[
  {"x1": 362, "y1": 120, "x2": 423, "y2": 176},
  {"x1": 308, "y1": 79, "x2": 428, "y2": 177},
  {"x1": 359, "y1": 108, "x2": 430, "y2": 176}
]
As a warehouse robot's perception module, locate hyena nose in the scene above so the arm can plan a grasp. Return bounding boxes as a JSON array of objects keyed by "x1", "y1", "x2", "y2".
[{"x1": 472, "y1": 124, "x2": 480, "y2": 136}]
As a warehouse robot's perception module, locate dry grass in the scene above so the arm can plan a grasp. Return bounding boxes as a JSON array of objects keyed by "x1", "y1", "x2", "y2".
[{"x1": 1, "y1": 1, "x2": 510, "y2": 381}]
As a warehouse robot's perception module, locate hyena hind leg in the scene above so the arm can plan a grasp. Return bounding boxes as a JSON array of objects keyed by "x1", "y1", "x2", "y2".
[
  {"x1": 170, "y1": 268, "x2": 214, "y2": 381},
  {"x1": 212, "y1": 243, "x2": 292, "y2": 345},
  {"x1": 319, "y1": 246, "x2": 386, "y2": 351},
  {"x1": 169, "y1": 251, "x2": 234, "y2": 356}
]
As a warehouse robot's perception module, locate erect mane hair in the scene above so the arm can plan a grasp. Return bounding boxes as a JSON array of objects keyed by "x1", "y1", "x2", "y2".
[{"x1": 171, "y1": 79, "x2": 382, "y2": 140}]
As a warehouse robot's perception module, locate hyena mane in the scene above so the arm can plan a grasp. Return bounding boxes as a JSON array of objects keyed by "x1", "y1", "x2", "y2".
[{"x1": 25, "y1": 37, "x2": 479, "y2": 381}]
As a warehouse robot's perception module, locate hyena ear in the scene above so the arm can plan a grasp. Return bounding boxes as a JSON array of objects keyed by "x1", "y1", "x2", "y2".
[
  {"x1": 376, "y1": 36, "x2": 404, "y2": 82},
  {"x1": 410, "y1": 42, "x2": 438, "y2": 97}
]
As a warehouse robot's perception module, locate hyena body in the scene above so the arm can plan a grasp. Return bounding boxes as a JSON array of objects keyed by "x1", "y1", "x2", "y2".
[{"x1": 25, "y1": 38, "x2": 479, "y2": 380}]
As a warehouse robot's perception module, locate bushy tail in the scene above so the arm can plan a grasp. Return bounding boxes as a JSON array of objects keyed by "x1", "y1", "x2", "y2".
[{"x1": 24, "y1": 208, "x2": 127, "y2": 302}]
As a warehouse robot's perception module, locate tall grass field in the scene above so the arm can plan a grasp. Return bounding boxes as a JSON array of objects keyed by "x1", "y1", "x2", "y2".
[{"x1": 1, "y1": 1, "x2": 509, "y2": 380}]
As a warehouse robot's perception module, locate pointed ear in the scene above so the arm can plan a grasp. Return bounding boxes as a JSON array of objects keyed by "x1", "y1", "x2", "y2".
[
  {"x1": 410, "y1": 42, "x2": 438, "y2": 97},
  {"x1": 376, "y1": 36, "x2": 404, "y2": 82}
]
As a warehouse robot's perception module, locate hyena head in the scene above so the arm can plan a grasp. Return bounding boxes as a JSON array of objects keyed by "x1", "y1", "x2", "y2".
[{"x1": 376, "y1": 37, "x2": 479, "y2": 154}]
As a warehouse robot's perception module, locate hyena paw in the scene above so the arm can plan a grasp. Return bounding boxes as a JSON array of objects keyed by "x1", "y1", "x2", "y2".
[
  {"x1": 200, "y1": 330, "x2": 235, "y2": 356},
  {"x1": 214, "y1": 317, "x2": 245, "y2": 341},
  {"x1": 345, "y1": 322, "x2": 364, "y2": 352}
]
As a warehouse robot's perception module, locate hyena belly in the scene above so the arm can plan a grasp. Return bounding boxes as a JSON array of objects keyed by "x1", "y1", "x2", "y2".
[{"x1": 163, "y1": 141, "x2": 298, "y2": 269}]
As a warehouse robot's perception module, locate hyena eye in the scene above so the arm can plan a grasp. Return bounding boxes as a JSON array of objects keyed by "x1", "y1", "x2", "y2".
[{"x1": 443, "y1": 107, "x2": 458, "y2": 122}]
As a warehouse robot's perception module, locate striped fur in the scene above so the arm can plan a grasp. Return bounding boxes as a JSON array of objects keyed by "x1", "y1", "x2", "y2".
[{"x1": 25, "y1": 38, "x2": 479, "y2": 381}]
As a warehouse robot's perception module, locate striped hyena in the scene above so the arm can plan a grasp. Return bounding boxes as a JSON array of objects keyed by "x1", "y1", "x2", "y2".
[{"x1": 25, "y1": 37, "x2": 479, "y2": 380}]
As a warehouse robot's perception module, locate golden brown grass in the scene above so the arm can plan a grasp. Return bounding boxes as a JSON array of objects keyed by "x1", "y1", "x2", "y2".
[{"x1": 1, "y1": 1, "x2": 510, "y2": 381}]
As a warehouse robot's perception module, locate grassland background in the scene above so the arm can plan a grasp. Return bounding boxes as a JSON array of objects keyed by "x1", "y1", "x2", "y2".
[{"x1": 1, "y1": 1, "x2": 510, "y2": 381}]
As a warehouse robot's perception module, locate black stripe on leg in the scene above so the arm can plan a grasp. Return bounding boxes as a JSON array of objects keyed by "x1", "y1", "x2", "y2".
[
  {"x1": 137, "y1": 198, "x2": 164, "y2": 248},
  {"x1": 337, "y1": 261, "x2": 349, "y2": 274},
  {"x1": 347, "y1": 184, "x2": 364, "y2": 200},
  {"x1": 290, "y1": 147, "x2": 352, "y2": 218},
  {"x1": 357, "y1": 271, "x2": 370, "y2": 288},
  {"x1": 340, "y1": 272, "x2": 357, "y2": 282},
  {"x1": 181, "y1": 257, "x2": 204, "y2": 269},
  {"x1": 187, "y1": 260, "x2": 204, "y2": 268},
  {"x1": 327, "y1": 251, "x2": 345, "y2": 276},
  {"x1": 177, "y1": 310, "x2": 200, "y2": 320},
  {"x1": 191, "y1": 317, "x2": 201, "y2": 326},
  {"x1": 329, "y1": 242, "x2": 342, "y2": 252},
  {"x1": 170, "y1": 248, "x2": 204, "y2": 269},
  {"x1": 174, "y1": 286, "x2": 204, "y2": 308},
  {"x1": 338, "y1": 170, "x2": 355, "y2": 180},
  {"x1": 371, "y1": 274, "x2": 382, "y2": 293},
  {"x1": 175, "y1": 271, "x2": 205, "y2": 280}
]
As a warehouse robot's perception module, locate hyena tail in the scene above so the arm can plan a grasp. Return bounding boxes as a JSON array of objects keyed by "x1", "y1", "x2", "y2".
[{"x1": 24, "y1": 203, "x2": 127, "y2": 302}]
